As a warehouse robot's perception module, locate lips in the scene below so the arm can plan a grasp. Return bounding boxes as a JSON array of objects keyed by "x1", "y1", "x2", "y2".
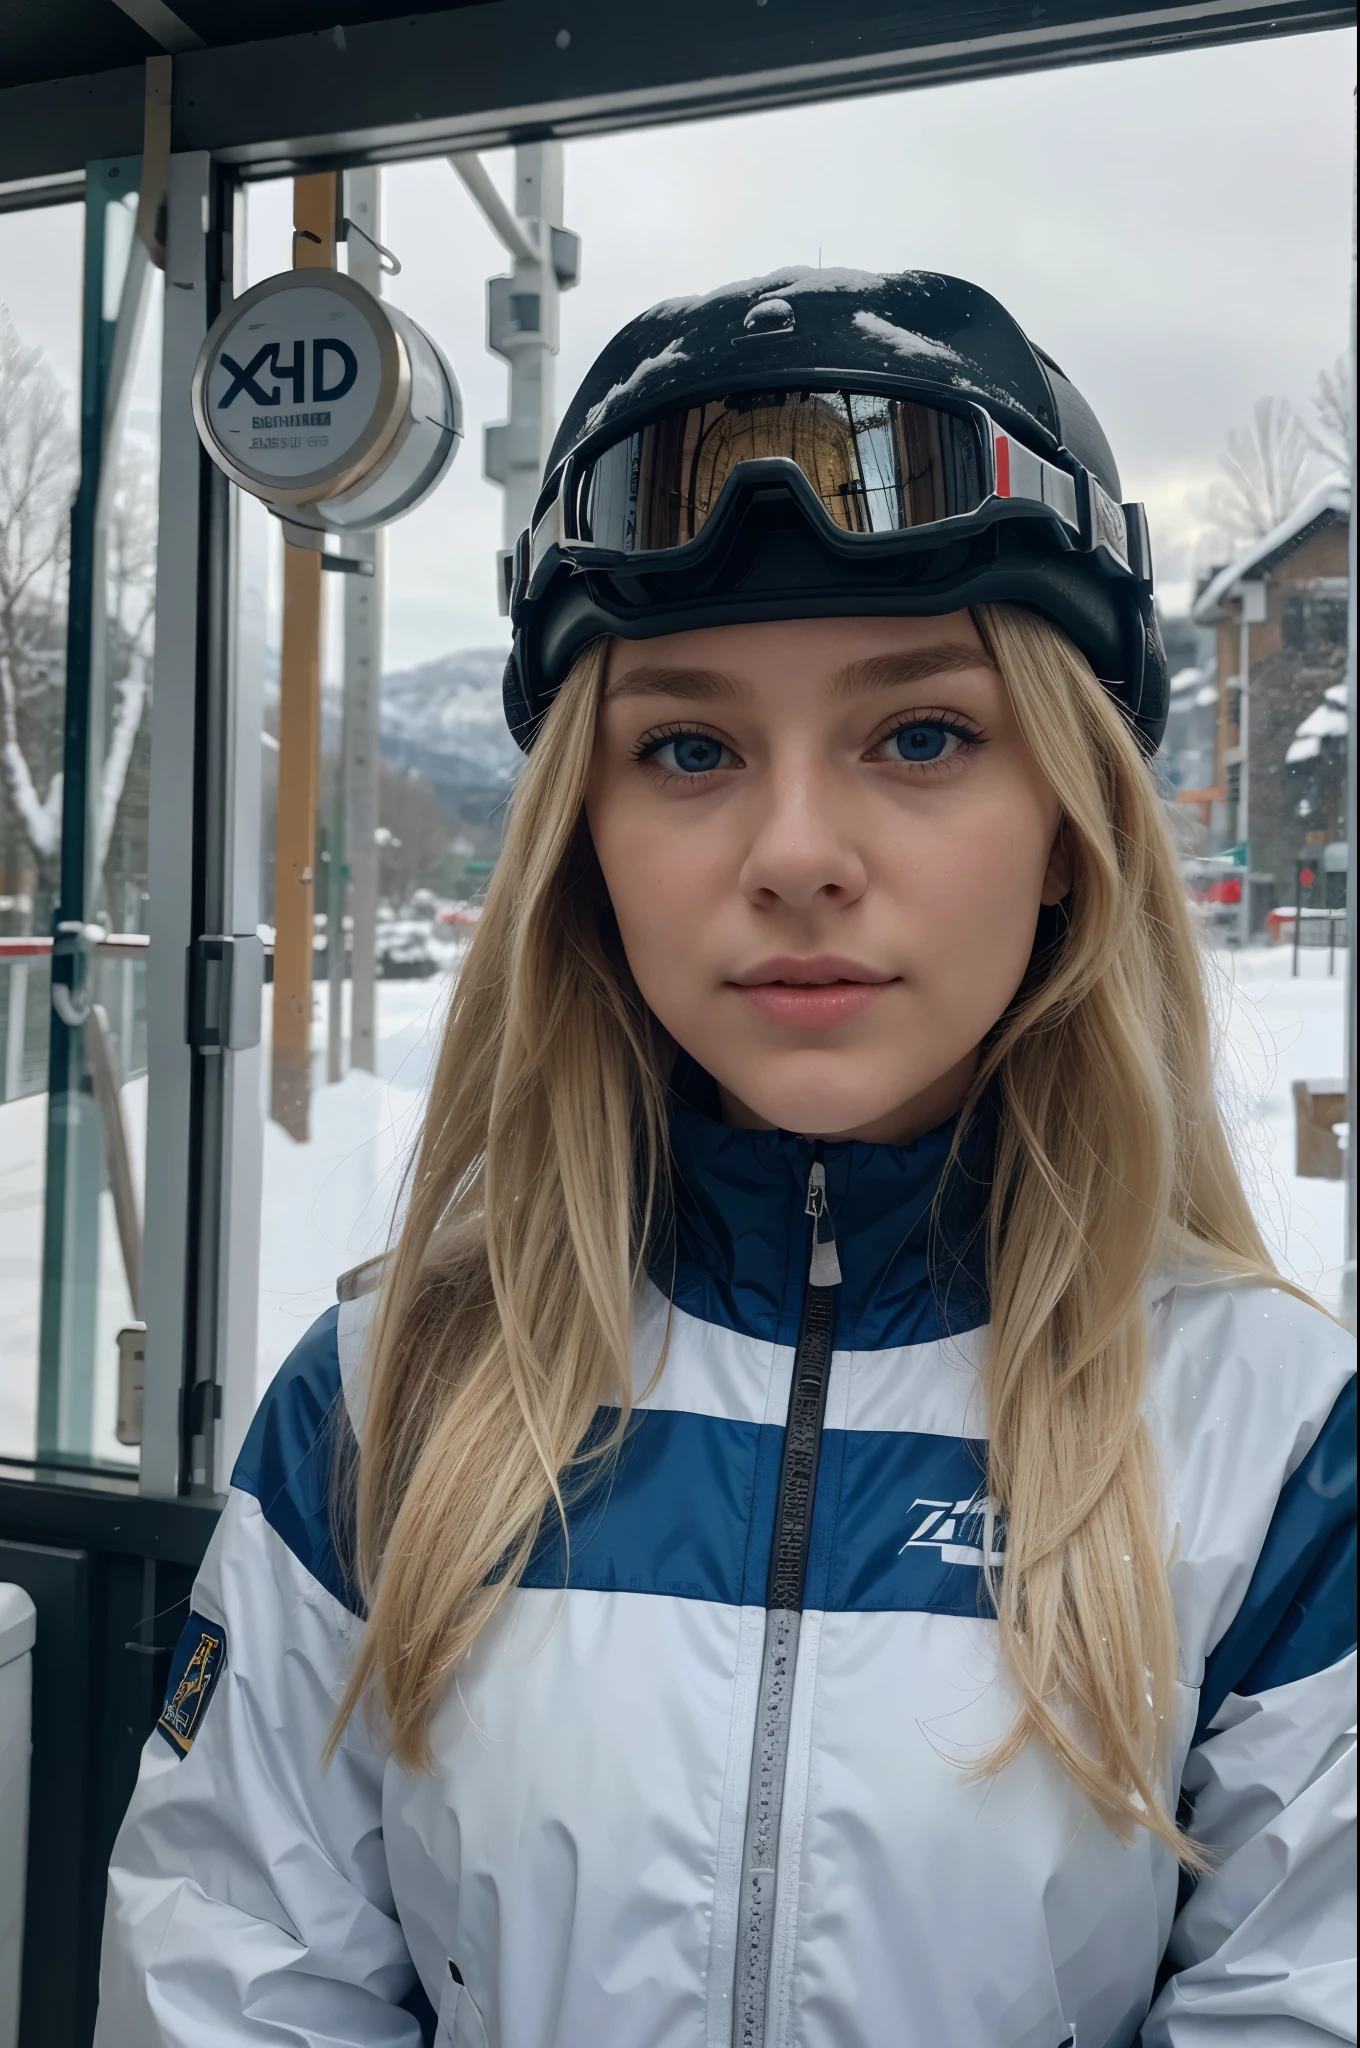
[
  {"x1": 731, "y1": 956, "x2": 895, "y2": 989},
  {"x1": 730, "y1": 957, "x2": 897, "y2": 1028}
]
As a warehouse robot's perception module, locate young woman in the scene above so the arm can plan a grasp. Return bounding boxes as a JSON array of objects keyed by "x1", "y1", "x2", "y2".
[{"x1": 98, "y1": 270, "x2": 1355, "y2": 2048}]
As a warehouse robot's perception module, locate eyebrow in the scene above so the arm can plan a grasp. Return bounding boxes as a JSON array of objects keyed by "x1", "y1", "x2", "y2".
[
  {"x1": 602, "y1": 666, "x2": 742, "y2": 704},
  {"x1": 827, "y1": 647, "x2": 997, "y2": 700},
  {"x1": 601, "y1": 643, "x2": 995, "y2": 707}
]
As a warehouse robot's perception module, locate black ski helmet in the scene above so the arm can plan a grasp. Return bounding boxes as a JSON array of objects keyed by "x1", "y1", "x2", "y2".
[{"x1": 503, "y1": 268, "x2": 1167, "y2": 751}]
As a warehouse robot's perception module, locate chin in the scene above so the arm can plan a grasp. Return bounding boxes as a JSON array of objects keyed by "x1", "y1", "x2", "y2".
[{"x1": 732, "y1": 1072, "x2": 911, "y2": 1142}]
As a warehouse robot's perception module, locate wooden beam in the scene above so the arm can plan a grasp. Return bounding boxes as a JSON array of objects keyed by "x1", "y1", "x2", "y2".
[
  {"x1": 269, "y1": 170, "x2": 337, "y2": 1139},
  {"x1": 291, "y1": 169, "x2": 337, "y2": 268}
]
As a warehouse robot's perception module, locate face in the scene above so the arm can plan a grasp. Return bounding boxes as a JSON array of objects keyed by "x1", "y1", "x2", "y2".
[{"x1": 586, "y1": 614, "x2": 1068, "y2": 1145}]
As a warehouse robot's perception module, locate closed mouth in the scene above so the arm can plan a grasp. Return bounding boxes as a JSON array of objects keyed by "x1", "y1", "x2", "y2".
[{"x1": 731, "y1": 958, "x2": 897, "y2": 989}]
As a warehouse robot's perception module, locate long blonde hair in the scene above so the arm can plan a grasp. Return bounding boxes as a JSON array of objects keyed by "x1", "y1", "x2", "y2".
[{"x1": 332, "y1": 604, "x2": 1277, "y2": 1859}]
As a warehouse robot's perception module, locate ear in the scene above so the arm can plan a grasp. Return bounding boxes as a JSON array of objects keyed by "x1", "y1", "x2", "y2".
[{"x1": 1040, "y1": 820, "x2": 1073, "y2": 907}]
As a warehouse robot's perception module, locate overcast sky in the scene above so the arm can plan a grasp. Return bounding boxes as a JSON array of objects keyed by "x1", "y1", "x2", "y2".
[{"x1": 1, "y1": 26, "x2": 1354, "y2": 671}]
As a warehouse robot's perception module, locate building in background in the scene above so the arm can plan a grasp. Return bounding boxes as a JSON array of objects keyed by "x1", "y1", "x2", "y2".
[
  {"x1": 1192, "y1": 480, "x2": 1350, "y2": 923},
  {"x1": 1156, "y1": 609, "x2": 1222, "y2": 851}
]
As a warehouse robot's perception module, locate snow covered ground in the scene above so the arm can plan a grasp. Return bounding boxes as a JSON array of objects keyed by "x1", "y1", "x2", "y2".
[
  {"x1": 0, "y1": 936, "x2": 1350, "y2": 1468},
  {"x1": 1208, "y1": 944, "x2": 1349, "y2": 1315},
  {"x1": 255, "y1": 969, "x2": 457, "y2": 1397},
  {"x1": 0, "y1": 1075, "x2": 148, "y2": 1468}
]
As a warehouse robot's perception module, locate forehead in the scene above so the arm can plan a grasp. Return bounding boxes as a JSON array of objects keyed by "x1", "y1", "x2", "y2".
[{"x1": 601, "y1": 611, "x2": 990, "y2": 698}]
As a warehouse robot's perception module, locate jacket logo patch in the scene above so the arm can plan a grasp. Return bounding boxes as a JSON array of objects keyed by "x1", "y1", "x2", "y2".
[
  {"x1": 900, "y1": 1491, "x2": 1004, "y2": 1569},
  {"x1": 156, "y1": 1611, "x2": 227, "y2": 1757}
]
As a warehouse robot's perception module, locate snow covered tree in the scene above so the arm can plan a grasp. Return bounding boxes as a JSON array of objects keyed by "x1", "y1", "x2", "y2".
[
  {"x1": 0, "y1": 308, "x2": 157, "y2": 925},
  {"x1": 0, "y1": 308, "x2": 73, "y2": 901}
]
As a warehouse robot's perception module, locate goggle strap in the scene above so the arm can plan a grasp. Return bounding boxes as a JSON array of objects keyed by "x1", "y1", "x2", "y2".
[
  {"x1": 989, "y1": 421, "x2": 1081, "y2": 535},
  {"x1": 520, "y1": 404, "x2": 1142, "y2": 601}
]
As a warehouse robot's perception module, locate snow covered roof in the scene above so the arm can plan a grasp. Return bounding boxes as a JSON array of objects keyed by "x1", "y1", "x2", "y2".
[
  {"x1": 1192, "y1": 478, "x2": 1350, "y2": 623},
  {"x1": 1286, "y1": 683, "x2": 1350, "y2": 763},
  {"x1": 1295, "y1": 700, "x2": 1349, "y2": 740},
  {"x1": 1166, "y1": 664, "x2": 1221, "y2": 712}
]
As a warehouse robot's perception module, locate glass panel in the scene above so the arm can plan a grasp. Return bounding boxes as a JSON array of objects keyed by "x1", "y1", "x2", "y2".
[
  {"x1": 237, "y1": 170, "x2": 509, "y2": 1405},
  {"x1": 0, "y1": 196, "x2": 84, "y2": 1465},
  {"x1": 217, "y1": 34, "x2": 1350, "y2": 1436},
  {"x1": 0, "y1": 160, "x2": 162, "y2": 1471}
]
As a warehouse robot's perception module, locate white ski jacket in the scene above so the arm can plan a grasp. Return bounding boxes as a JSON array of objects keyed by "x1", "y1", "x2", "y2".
[{"x1": 96, "y1": 1106, "x2": 1357, "y2": 2047}]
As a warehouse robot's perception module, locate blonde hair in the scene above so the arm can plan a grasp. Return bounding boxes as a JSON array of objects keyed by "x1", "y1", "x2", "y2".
[{"x1": 332, "y1": 605, "x2": 1278, "y2": 1861}]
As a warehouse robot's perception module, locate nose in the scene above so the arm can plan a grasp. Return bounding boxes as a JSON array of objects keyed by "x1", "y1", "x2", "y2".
[{"x1": 737, "y1": 756, "x2": 868, "y2": 912}]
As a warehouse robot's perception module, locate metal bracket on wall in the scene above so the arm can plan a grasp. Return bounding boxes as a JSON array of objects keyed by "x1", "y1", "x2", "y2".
[
  {"x1": 184, "y1": 1377, "x2": 223, "y2": 1436},
  {"x1": 277, "y1": 515, "x2": 376, "y2": 574},
  {"x1": 134, "y1": 56, "x2": 174, "y2": 268},
  {"x1": 186, "y1": 934, "x2": 265, "y2": 1053}
]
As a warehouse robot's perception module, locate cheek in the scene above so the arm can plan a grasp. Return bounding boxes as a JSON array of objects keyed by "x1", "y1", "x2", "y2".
[
  {"x1": 588, "y1": 797, "x2": 728, "y2": 1019},
  {"x1": 888, "y1": 787, "x2": 1053, "y2": 1004}
]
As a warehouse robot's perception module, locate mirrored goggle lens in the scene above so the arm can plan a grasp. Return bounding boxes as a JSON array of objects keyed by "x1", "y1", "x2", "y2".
[{"x1": 581, "y1": 390, "x2": 988, "y2": 553}]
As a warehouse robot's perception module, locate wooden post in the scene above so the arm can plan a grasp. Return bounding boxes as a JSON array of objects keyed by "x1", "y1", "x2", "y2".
[{"x1": 270, "y1": 172, "x2": 336, "y2": 1138}]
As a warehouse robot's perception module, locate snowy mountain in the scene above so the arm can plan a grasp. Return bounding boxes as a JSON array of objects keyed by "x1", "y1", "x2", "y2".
[{"x1": 379, "y1": 649, "x2": 520, "y2": 804}]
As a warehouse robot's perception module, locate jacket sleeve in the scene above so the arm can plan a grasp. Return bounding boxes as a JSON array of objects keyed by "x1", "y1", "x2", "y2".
[
  {"x1": 95, "y1": 1309, "x2": 431, "y2": 2047},
  {"x1": 1144, "y1": 1372, "x2": 1357, "y2": 2045}
]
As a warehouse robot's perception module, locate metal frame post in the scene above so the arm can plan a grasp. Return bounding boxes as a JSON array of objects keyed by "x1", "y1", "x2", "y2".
[
  {"x1": 343, "y1": 529, "x2": 383, "y2": 1072},
  {"x1": 37, "y1": 154, "x2": 146, "y2": 1464},
  {"x1": 455, "y1": 143, "x2": 579, "y2": 605},
  {"x1": 337, "y1": 164, "x2": 385, "y2": 1080},
  {"x1": 140, "y1": 151, "x2": 234, "y2": 1497},
  {"x1": 270, "y1": 172, "x2": 336, "y2": 1139},
  {"x1": 209, "y1": 468, "x2": 268, "y2": 1490},
  {"x1": 1343, "y1": 131, "x2": 1357, "y2": 1331}
]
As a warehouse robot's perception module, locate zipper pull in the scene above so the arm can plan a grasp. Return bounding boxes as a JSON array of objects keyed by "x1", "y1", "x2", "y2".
[{"x1": 805, "y1": 1158, "x2": 842, "y2": 1288}]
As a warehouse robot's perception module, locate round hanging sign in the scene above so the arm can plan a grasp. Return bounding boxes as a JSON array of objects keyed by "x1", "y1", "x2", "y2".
[{"x1": 191, "y1": 269, "x2": 461, "y2": 531}]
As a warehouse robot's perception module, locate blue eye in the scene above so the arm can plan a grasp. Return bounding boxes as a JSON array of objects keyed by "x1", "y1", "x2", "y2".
[
  {"x1": 886, "y1": 721, "x2": 962, "y2": 764},
  {"x1": 647, "y1": 732, "x2": 731, "y2": 775}
]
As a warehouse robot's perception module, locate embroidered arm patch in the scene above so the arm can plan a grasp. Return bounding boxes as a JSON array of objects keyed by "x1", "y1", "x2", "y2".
[{"x1": 156, "y1": 1611, "x2": 227, "y2": 1757}]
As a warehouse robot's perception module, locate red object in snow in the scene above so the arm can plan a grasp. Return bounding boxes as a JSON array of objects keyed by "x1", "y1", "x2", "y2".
[{"x1": 1207, "y1": 877, "x2": 1242, "y2": 905}]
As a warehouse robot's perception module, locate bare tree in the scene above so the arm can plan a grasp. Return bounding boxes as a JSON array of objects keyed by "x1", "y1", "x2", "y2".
[
  {"x1": 376, "y1": 759, "x2": 456, "y2": 909},
  {"x1": 1305, "y1": 356, "x2": 1353, "y2": 480},
  {"x1": 96, "y1": 440, "x2": 157, "y2": 879},
  {"x1": 0, "y1": 308, "x2": 74, "y2": 878},
  {"x1": 1213, "y1": 395, "x2": 1315, "y2": 544},
  {"x1": 0, "y1": 309, "x2": 157, "y2": 906}
]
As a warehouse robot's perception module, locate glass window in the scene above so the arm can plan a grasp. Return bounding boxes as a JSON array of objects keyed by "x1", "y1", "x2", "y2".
[
  {"x1": 0, "y1": 165, "x2": 162, "y2": 1470},
  {"x1": 0, "y1": 196, "x2": 82, "y2": 1465},
  {"x1": 219, "y1": 31, "x2": 1351, "y2": 1432},
  {"x1": 241, "y1": 174, "x2": 500, "y2": 1404}
]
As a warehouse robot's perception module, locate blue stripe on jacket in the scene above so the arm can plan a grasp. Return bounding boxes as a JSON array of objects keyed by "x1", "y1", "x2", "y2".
[
  {"x1": 234, "y1": 1328, "x2": 1002, "y2": 1622},
  {"x1": 232, "y1": 1306, "x2": 364, "y2": 1616},
  {"x1": 1194, "y1": 1372, "x2": 1356, "y2": 1739},
  {"x1": 231, "y1": 1300, "x2": 1353, "y2": 1686},
  {"x1": 234, "y1": 1097, "x2": 1000, "y2": 1622}
]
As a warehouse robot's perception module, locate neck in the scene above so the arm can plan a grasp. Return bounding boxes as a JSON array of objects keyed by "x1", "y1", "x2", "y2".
[{"x1": 716, "y1": 1048, "x2": 979, "y2": 1147}]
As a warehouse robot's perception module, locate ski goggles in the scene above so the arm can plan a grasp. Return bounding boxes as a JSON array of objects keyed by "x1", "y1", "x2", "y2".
[{"x1": 525, "y1": 388, "x2": 1145, "y2": 588}]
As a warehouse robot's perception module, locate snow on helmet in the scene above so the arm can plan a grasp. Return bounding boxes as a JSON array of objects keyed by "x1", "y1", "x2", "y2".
[{"x1": 503, "y1": 268, "x2": 1166, "y2": 751}]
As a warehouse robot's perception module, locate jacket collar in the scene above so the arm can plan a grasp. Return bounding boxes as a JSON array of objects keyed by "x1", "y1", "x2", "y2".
[{"x1": 655, "y1": 1065, "x2": 991, "y2": 1351}]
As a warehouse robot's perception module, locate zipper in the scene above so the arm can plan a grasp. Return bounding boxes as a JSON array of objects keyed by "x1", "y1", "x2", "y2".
[{"x1": 733, "y1": 1152, "x2": 841, "y2": 2048}]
